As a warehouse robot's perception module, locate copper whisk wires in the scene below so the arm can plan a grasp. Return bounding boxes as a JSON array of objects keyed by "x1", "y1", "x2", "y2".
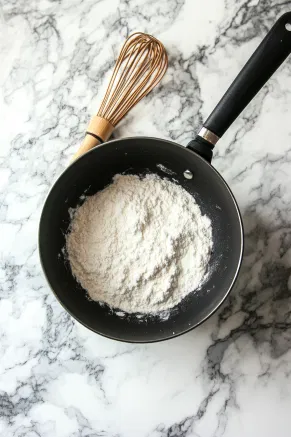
[{"x1": 97, "y1": 32, "x2": 168, "y2": 126}]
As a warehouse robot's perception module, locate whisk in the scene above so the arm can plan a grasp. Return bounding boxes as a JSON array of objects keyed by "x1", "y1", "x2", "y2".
[{"x1": 73, "y1": 32, "x2": 168, "y2": 161}]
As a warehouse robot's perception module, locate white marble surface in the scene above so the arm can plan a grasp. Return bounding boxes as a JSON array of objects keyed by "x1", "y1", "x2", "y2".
[{"x1": 1, "y1": 0, "x2": 291, "y2": 436}]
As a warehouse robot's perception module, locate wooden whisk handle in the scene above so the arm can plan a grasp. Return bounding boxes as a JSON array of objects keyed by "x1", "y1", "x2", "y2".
[{"x1": 72, "y1": 116, "x2": 114, "y2": 161}]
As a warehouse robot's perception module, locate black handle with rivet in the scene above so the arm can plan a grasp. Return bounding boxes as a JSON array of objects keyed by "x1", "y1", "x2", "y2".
[{"x1": 187, "y1": 12, "x2": 291, "y2": 162}]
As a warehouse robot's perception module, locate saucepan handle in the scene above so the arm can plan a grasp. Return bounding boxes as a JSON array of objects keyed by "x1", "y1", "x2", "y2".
[{"x1": 187, "y1": 12, "x2": 291, "y2": 162}]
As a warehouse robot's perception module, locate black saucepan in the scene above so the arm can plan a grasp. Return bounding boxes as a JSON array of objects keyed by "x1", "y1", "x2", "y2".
[{"x1": 39, "y1": 13, "x2": 291, "y2": 342}]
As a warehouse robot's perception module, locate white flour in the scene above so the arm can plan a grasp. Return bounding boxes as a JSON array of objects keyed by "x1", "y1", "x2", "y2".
[{"x1": 66, "y1": 174, "x2": 213, "y2": 314}]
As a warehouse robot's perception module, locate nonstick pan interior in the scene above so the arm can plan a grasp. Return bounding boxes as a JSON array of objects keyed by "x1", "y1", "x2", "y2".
[{"x1": 39, "y1": 137, "x2": 243, "y2": 343}]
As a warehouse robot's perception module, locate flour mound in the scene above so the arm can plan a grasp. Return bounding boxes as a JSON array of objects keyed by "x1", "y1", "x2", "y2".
[{"x1": 66, "y1": 174, "x2": 213, "y2": 314}]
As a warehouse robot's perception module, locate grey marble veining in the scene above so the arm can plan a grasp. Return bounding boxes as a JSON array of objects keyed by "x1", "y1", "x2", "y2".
[{"x1": 1, "y1": 0, "x2": 291, "y2": 436}]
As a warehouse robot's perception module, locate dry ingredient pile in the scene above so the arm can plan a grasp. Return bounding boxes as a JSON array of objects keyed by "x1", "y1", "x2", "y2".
[{"x1": 66, "y1": 174, "x2": 213, "y2": 314}]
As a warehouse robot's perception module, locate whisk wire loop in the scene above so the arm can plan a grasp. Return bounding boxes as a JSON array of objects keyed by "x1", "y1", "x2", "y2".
[{"x1": 97, "y1": 32, "x2": 168, "y2": 126}]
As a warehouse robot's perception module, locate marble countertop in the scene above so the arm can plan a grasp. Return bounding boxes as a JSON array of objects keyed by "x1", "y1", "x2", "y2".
[{"x1": 1, "y1": 0, "x2": 291, "y2": 436}]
